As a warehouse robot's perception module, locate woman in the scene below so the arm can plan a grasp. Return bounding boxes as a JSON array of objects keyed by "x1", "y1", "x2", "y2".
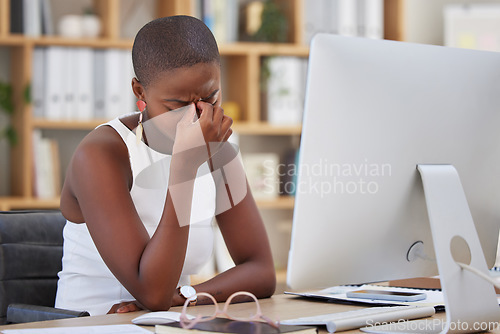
[{"x1": 55, "y1": 15, "x2": 276, "y2": 315}]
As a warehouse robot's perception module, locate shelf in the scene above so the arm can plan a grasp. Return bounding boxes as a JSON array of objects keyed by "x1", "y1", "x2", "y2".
[
  {"x1": 255, "y1": 196, "x2": 295, "y2": 209},
  {"x1": 233, "y1": 122, "x2": 302, "y2": 135},
  {"x1": 0, "y1": 34, "x2": 25, "y2": 46},
  {"x1": 33, "y1": 36, "x2": 134, "y2": 49},
  {"x1": 0, "y1": 196, "x2": 295, "y2": 211},
  {"x1": 0, "y1": 36, "x2": 309, "y2": 57},
  {"x1": 33, "y1": 119, "x2": 302, "y2": 135},
  {"x1": 276, "y1": 269, "x2": 287, "y2": 282},
  {"x1": 219, "y1": 42, "x2": 309, "y2": 57},
  {"x1": 0, "y1": 34, "x2": 134, "y2": 48},
  {"x1": 33, "y1": 118, "x2": 108, "y2": 130},
  {"x1": 0, "y1": 196, "x2": 60, "y2": 211}
]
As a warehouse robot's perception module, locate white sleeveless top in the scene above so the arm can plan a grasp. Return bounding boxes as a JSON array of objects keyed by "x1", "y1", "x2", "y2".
[{"x1": 55, "y1": 115, "x2": 216, "y2": 315}]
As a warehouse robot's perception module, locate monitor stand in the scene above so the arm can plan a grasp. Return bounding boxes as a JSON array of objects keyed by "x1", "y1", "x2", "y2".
[{"x1": 363, "y1": 164, "x2": 500, "y2": 334}]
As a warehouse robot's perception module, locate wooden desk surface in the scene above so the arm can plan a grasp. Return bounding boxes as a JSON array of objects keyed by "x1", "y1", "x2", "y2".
[{"x1": 0, "y1": 294, "x2": 497, "y2": 333}]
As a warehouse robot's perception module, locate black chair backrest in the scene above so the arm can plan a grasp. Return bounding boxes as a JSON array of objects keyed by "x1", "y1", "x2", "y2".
[{"x1": 0, "y1": 210, "x2": 66, "y2": 323}]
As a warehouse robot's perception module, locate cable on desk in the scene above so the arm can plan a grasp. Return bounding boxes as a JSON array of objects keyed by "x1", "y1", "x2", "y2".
[{"x1": 456, "y1": 262, "x2": 500, "y2": 289}]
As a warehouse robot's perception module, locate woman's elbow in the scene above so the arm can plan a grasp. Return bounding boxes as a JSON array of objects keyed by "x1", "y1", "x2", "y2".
[
  {"x1": 258, "y1": 265, "x2": 277, "y2": 298},
  {"x1": 266, "y1": 269, "x2": 277, "y2": 297},
  {"x1": 139, "y1": 293, "x2": 172, "y2": 312}
]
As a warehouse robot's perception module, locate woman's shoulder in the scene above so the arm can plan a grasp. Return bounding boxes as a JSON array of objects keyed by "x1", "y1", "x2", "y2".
[
  {"x1": 80, "y1": 114, "x2": 137, "y2": 154},
  {"x1": 83, "y1": 123, "x2": 126, "y2": 152},
  {"x1": 61, "y1": 118, "x2": 135, "y2": 219},
  {"x1": 71, "y1": 120, "x2": 132, "y2": 174}
]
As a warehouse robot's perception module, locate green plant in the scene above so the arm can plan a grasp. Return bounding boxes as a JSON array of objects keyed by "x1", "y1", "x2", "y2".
[
  {"x1": 0, "y1": 81, "x2": 17, "y2": 146},
  {"x1": 252, "y1": 1, "x2": 288, "y2": 43},
  {"x1": 260, "y1": 57, "x2": 271, "y2": 92}
]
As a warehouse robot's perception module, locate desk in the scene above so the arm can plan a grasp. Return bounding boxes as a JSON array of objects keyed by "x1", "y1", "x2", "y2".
[{"x1": 0, "y1": 294, "x2": 497, "y2": 333}]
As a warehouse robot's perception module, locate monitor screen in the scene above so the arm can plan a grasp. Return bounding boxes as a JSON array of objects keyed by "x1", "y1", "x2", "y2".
[{"x1": 287, "y1": 34, "x2": 500, "y2": 291}]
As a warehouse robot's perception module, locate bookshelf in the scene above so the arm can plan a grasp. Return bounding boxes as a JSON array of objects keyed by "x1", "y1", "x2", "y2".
[{"x1": 0, "y1": 0, "x2": 404, "y2": 212}]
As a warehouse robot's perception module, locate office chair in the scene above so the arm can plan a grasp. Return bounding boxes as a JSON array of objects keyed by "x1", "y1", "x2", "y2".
[{"x1": 0, "y1": 210, "x2": 89, "y2": 324}]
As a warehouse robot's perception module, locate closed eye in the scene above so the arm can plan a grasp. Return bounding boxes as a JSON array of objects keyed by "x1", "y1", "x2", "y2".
[{"x1": 200, "y1": 90, "x2": 220, "y2": 105}]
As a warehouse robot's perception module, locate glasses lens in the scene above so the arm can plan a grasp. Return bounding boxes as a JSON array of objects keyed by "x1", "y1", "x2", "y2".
[
  {"x1": 183, "y1": 294, "x2": 217, "y2": 325},
  {"x1": 226, "y1": 297, "x2": 259, "y2": 321}
]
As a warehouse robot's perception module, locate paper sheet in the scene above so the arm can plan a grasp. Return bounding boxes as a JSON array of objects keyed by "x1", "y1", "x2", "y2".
[
  {"x1": 1, "y1": 324, "x2": 151, "y2": 334},
  {"x1": 286, "y1": 284, "x2": 445, "y2": 308}
]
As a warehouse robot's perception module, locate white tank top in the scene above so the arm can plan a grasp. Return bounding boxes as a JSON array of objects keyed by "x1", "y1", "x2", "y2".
[{"x1": 55, "y1": 115, "x2": 216, "y2": 315}]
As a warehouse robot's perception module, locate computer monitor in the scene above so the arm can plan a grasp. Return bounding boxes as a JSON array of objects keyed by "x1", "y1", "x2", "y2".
[{"x1": 287, "y1": 34, "x2": 500, "y2": 291}]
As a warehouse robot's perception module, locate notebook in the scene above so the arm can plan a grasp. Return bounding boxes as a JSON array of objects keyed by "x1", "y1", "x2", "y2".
[{"x1": 155, "y1": 317, "x2": 317, "y2": 333}]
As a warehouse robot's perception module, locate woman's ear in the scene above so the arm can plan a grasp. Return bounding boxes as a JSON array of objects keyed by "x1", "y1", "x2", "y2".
[{"x1": 132, "y1": 78, "x2": 145, "y2": 100}]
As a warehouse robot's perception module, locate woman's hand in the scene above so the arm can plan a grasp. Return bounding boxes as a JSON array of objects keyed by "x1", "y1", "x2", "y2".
[
  {"x1": 196, "y1": 101, "x2": 233, "y2": 155},
  {"x1": 107, "y1": 300, "x2": 144, "y2": 314},
  {"x1": 171, "y1": 102, "x2": 232, "y2": 170}
]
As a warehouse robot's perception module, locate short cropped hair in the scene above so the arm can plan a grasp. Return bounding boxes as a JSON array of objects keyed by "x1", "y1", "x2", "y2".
[{"x1": 132, "y1": 15, "x2": 220, "y2": 88}]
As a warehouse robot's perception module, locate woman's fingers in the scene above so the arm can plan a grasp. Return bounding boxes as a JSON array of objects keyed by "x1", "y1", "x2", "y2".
[
  {"x1": 108, "y1": 301, "x2": 142, "y2": 314},
  {"x1": 196, "y1": 101, "x2": 214, "y2": 121},
  {"x1": 221, "y1": 114, "x2": 233, "y2": 141},
  {"x1": 222, "y1": 127, "x2": 233, "y2": 142},
  {"x1": 212, "y1": 105, "x2": 224, "y2": 128},
  {"x1": 117, "y1": 303, "x2": 141, "y2": 313},
  {"x1": 197, "y1": 102, "x2": 232, "y2": 142}
]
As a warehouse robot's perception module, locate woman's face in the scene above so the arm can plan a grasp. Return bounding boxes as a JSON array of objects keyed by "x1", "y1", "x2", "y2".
[
  {"x1": 133, "y1": 61, "x2": 222, "y2": 151},
  {"x1": 140, "y1": 61, "x2": 221, "y2": 119}
]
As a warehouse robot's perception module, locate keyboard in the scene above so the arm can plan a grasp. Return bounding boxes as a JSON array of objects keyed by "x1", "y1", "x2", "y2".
[{"x1": 280, "y1": 305, "x2": 436, "y2": 333}]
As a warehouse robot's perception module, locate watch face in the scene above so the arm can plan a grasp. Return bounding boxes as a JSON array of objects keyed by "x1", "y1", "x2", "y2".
[{"x1": 180, "y1": 285, "x2": 196, "y2": 298}]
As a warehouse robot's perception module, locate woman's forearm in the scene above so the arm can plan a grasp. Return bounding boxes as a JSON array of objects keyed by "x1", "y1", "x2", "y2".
[
  {"x1": 172, "y1": 257, "x2": 276, "y2": 307},
  {"x1": 126, "y1": 161, "x2": 198, "y2": 310}
]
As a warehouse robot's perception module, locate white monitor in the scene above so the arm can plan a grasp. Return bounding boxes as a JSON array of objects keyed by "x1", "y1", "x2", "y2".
[{"x1": 287, "y1": 34, "x2": 500, "y2": 291}]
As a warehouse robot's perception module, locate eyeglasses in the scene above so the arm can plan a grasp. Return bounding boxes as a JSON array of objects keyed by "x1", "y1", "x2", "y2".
[{"x1": 180, "y1": 291, "x2": 280, "y2": 330}]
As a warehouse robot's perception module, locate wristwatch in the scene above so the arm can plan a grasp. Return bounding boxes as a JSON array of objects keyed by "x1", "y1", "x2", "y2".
[{"x1": 179, "y1": 285, "x2": 197, "y2": 306}]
